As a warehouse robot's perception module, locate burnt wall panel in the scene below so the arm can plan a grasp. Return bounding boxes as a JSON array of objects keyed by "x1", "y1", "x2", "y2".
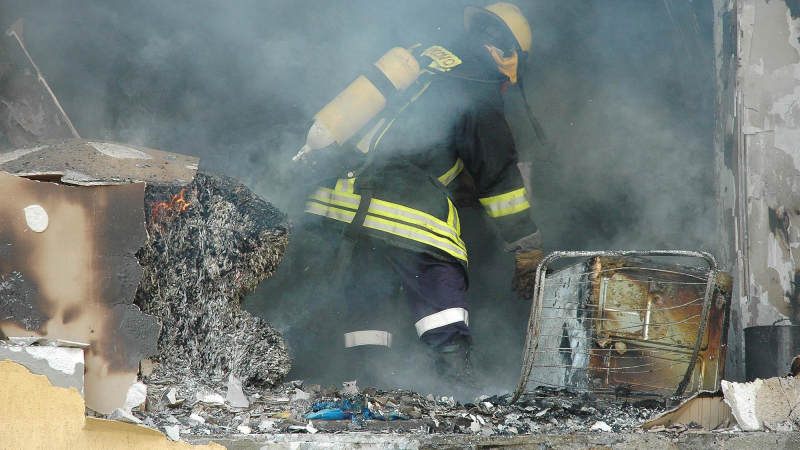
[
  {"x1": 734, "y1": 0, "x2": 800, "y2": 334},
  {"x1": 0, "y1": 171, "x2": 159, "y2": 414}
]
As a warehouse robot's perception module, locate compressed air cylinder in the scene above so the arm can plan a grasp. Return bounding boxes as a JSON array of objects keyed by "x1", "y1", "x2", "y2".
[{"x1": 294, "y1": 47, "x2": 420, "y2": 161}]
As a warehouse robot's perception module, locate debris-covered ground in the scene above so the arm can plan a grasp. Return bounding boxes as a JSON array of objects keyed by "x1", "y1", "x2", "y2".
[{"x1": 112, "y1": 366, "x2": 684, "y2": 442}]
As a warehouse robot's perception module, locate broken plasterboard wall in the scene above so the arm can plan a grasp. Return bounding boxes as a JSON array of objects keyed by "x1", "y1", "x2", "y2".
[
  {"x1": 0, "y1": 360, "x2": 223, "y2": 449},
  {"x1": 0, "y1": 339, "x2": 85, "y2": 392},
  {"x1": 0, "y1": 171, "x2": 160, "y2": 414},
  {"x1": 0, "y1": 138, "x2": 199, "y2": 186},
  {"x1": 734, "y1": 0, "x2": 800, "y2": 329},
  {"x1": 722, "y1": 376, "x2": 800, "y2": 431}
]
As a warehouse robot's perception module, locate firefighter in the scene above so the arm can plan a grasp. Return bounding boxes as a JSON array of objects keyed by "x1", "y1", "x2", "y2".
[{"x1": 301, "y1": 2, "x2": 543, "y2": 386}]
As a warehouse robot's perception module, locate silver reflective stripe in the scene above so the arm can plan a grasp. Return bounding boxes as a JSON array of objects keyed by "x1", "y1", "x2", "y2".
[
  {"x1": 363, "y1": 216, "x2": 468, "y2": 261},
  {"x1": 415, "y1": 308, "x2": 469, "y2": 337},
  {"x1": 305, "y1": 202, "x2": 355, "y2": 223},
  {"x1": 481, "y1": 193, "x2": 528, "y2": 214},
  {"x1": 344, "y1": 330, "x2": 393, "y2": 348}
]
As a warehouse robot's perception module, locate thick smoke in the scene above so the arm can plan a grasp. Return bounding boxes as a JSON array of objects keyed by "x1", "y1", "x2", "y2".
[{"x1": 0, "y1": 1, "x2": 716, "y2": 397}]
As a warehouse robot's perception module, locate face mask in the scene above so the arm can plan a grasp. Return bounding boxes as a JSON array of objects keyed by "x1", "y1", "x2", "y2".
[{"x1": 485, "y1": 45, "x2": 519, "y2": 84}]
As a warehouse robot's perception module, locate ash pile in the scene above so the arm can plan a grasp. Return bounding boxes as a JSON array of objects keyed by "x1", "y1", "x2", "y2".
[
  {"x1": 135, "y1": 171, "x2": 291, "y2": 390},
  {"x1": 128, "y1": 379, "x2": 664, "y2": 438}
]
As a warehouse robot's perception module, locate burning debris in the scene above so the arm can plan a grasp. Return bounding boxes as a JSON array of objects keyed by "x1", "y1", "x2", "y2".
[{"x1": 135, "y1": 171, "x2": 291, "y2": 389}]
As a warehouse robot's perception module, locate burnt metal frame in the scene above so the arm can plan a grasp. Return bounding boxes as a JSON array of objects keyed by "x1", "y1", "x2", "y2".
[{"x1": 511, "y1": 250, "x2": 718, "y2": 404}]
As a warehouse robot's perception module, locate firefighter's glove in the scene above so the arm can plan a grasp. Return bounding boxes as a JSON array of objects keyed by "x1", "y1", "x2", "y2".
[{"x1": 511, "y1": 250, "x2": 543, "y2": 300}]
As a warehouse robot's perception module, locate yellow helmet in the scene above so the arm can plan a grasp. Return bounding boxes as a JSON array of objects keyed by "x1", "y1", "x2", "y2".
[{"x1": 464, "y1": 2, "x2": 532, "y2": 54}]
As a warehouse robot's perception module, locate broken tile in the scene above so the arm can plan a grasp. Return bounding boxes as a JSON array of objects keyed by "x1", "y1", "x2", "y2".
[
  {"x1": 163, "y1": 425, "x2": 180, "y2": 441},
  {"x1": 107, "y1": 408, "x2": 142, "y2": 424},
  {"x1": 226, "y1": 374, "x2": 249, "y2": 408}
]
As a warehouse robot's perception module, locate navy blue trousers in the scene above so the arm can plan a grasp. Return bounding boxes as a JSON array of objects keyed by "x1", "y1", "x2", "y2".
[{"x1": 342, "y1": 238, "x2": 471, "y2": 350}]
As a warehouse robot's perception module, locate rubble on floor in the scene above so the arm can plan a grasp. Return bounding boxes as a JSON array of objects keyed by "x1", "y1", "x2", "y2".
[
  {"x1": 110, "y1": 376, "x2": 677, "y2": 438},
  {"x1": 134, "y1": 171, "x2": 292, "y2": 390}
]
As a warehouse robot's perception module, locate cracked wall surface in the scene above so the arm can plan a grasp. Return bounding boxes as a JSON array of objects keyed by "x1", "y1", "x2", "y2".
[{"x1": 734, "y1": 0, "x2": 800, "y2": 331}]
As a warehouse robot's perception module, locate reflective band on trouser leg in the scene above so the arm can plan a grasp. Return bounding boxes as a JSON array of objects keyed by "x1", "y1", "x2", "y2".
[
  {"x1": 344, "y1": 330, "x2": 393, "y2": 348},
  {"x1": 479, "y1": 187, "x2": 531, "y2": 218},
  {"x1": 414, "y1": 308, "x2": 469, "y2": 337}
]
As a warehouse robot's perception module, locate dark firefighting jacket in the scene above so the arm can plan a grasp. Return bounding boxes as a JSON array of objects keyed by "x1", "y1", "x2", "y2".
[{"x1": 302, "y1": 33, "x2": 539, "y2": 267}]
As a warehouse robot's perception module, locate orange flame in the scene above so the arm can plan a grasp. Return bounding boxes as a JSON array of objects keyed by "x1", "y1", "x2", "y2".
[{"x1": 150, "y1": 188, "x2": 193, "y2": 221}]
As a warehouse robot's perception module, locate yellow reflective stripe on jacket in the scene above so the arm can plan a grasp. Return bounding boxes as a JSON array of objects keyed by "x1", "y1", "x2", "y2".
[
  {"x1": 310, "y1": 187, "x2": 359, "y2": 209},
  {"x1": 335, "y1": 178, "x2": 356, "y2": 194},
  {"x1": 447, "y1": 199, "x2": 461, "y2": 235},
  {"x1": 370, "y1": 198, "x2": 465, "y2": 248},
  {"x1": 310, "y1": 187, "x2": 466, "y2": 251},
  {"x1": 306, "y1": 197, "x2": 467, "y2": 262},
  {"x1": 363, "y1": 215, "x2": 467, "y2": 261},
  {"x1": 437, "y1": 158, "x2": 464, "y2": 187},
  {"x1": 479, "y1": 188, "x2": 531, "y2": 218}
]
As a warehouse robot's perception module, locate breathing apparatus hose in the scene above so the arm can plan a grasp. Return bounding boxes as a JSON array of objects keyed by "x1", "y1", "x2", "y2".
[{"x1": 516, "y1": 72, "x2": 550, "y2": 150}]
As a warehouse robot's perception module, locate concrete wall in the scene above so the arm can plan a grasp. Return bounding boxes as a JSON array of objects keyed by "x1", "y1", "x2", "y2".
[{"x1": 717, "y1": 0, "x2": 800, "y2": 379}]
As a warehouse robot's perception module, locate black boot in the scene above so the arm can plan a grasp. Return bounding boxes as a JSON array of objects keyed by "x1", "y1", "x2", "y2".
[{"x1": 434, "y1": 337, "x2": 475, "y2": 389}]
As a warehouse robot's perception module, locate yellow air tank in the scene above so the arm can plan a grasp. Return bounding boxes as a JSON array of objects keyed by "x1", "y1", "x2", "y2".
[{"x1": 293, "y1": 47, "x2": 421, "y2": 161}]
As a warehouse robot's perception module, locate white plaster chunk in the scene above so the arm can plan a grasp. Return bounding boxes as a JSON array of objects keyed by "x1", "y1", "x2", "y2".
[
  {"x1": 196, "y1": 391, "x2": 225, "y2": 405},
  {"x1": 24, "y1": 346, "x2": 81, "y2": 375},
  {"x1": 107, "y1": 408, "x2": 142, "y2": 424},
  {"x1": 722, "y1": 377, "x2": 800, "y2": 431},
  {"x1": 88, "y1": 141, "x2": 152, "y2": 160},
  {"x1": 188, "y1": 413, "x2": 205, "y2": 425},
  {"x1": 23, "y1": 205, "x2": 48, "y2": 233},
  {"x1": 291, "y1": 387, "x2": 310, "y2": 402},
  {"x1": 226, "y1": 374, "x2": 250, "y2": 408},
  {"x1": 258, "y1": 418, "x2": 276, "y2": 431},
  {"x1": 123, "y1": 381, "x2": 147, "y2": 413},
  {"x1": 590, "y1": 420, "x2": 612, "y2": 432},
  {"x1": 236, "y1": 424, "x2": 251, "y2": 434},
  {"x1": 7, "y1": 336, "x2": 50, "y2": 346},
  {"x1": 164, "y1": 425, "x2": 180, "y2": 441}
]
